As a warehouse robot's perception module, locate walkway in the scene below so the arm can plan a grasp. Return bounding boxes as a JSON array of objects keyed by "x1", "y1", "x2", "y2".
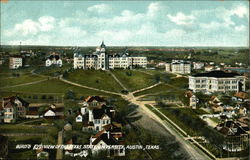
[
  {"x1": 60, "y1": 78, "x2": 122, "y2": 96},
  {"x1": 106, "y1": 70, "x2": 128, "y2": 91},
  {"x1": 0, "y1": 79, "x2": 48, "y2": 89},
  {"x1": 56, "y1": 131, "x2": 63, "y2": 160}
]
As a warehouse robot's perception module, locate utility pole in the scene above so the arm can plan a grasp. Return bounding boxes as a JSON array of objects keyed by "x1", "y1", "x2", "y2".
[{"x1": 19, "y1": 41, "x2": 22, "y2": 53}]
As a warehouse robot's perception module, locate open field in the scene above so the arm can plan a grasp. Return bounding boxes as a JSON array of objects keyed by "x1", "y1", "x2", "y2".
[
  {"x1": 67, "y1": 70, "x2": 123, "y2": 93},
  {"x1": 0, "y1": 75, "x2": 46, "y2": 88},
  {"x1": 111, "y1": 69, "x2": 156, "y2": 91},
  {"x1": 0, "y1": 79, "x2": 114, "y2": 98}
]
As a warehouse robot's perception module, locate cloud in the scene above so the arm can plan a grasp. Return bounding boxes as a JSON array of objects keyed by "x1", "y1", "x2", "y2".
[
  {"x1": 87, "y1": 4, "x2": 111, "y2": 14},
  {"x1": 235, "y1": 25, "x2": 246, "y2": 32},
  {"x1": 6, "y1": 16, "x2": 55, "y2": 37},
  {"x1": 231, "y1": 4, "x2": 248, "y2": 18},
  {"x1": 167, "y1": 12, "x2": 195, "y2": 25}
]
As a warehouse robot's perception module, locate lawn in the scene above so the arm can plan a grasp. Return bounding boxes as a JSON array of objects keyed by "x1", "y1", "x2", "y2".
[
  {"x1": 34, "y1": 63, "x2": 72, "y2": 77},
  {"x1": 168, "y1": 77, "x2": 189, "y2": 89},
  {"x1": 0, "y1": 79, "x2": 114, "y2": 98},
  {"x1": 0, "y1": 74, "x2": 46, "y2": 88},
  {"x1": 0, "y1": 124, "x2": 49, "y2": 133},
  {"x1": 111, "y1": 69, "x2": 156, "y2": 91},
  {"x1": 67, "y1": 70, "x2": 123, "y2": 93}
]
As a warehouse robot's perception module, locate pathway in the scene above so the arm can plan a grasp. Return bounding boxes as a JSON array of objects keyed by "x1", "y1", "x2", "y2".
[
  {"x1": 0, "y1": 79, "x2": 48, "y2": 89},
  {"x1": 106, "y1": 70, "x2": 128, "y2": 91},
  {"x1": 56, "y1": 130, "x2": 63, "y2": 160},
  {"x1": 132, "y1": 82, "x2": 162, "y2": 94},
  {"x1": 60, "y1": 77, "x2": 122, "y2": 96}
]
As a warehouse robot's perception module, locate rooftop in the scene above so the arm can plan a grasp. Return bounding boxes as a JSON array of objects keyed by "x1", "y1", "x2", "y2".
[{"x1": 192, "y1": 70, "x2": 241, "y2": 78}]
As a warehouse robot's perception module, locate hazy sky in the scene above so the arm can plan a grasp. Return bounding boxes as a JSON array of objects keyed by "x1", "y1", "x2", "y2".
[{"x1": 0, "y1": 0, "x2": 249, "y2": 46}]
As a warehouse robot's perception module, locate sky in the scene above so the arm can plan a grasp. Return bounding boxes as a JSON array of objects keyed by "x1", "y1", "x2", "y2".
[{"x1": 0, "y1": 0, "x2": 249, "y2": 47}]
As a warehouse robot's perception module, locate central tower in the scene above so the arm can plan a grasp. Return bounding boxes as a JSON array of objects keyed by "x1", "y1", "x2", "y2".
[{"x1": 97, "y1": 41, "x2": 107, "y2": 70}]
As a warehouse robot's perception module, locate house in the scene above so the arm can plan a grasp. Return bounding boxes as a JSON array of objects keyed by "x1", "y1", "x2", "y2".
[
  {"x1": 73, "y1": 41, "x2": 147, "y2": 70},
  {"x1": 193, "y1": 62, "x2": 205, "y2": 70},
  {"x1": 204, "y1": 65, "x2": 214, "y2": 72},
  {"x1": 84, "y1": 104, "x2": 115, "y2": 132},
  {"x1": 185, "y1": 90, "x2": 199, "y2": 109},
  {"x1": 215, "y1": 120, "x2": 250, "y2": 152},
  {"x1": 75, "y1": 113, "x2": 83, "y2": 122},
  {"x1": 0, "y1": 96, "x2": 29, "y2": 123},
  {"x1": 79, "y1": 96, "x2": 107, "y2": 115},
  {"x1": 9, "y1": 56, "x2": 23, "y2": 69},
  {"x1": 43, "y1": 105, "x2": 64, "y2": 119},
  {"x1": 232, "y1": 92, "x2": 250, "y2": 102},
  {"x1": 189, "y1": 70, "x2": 246, "y2": 93},
  {"x1": 0, "y1": 135, "x2": 8, "y2": 158},
  {"x1": 64, "y1": 122, "x2": 72, "y2": 131},
  {"x1": 45, "y1": 53, "x2": 62, "y2": 67},
  {"x1": 90, "y1": 124, "x2": 125, "y2": 157},
  {"x1": 165, "y1": 60, "x2": 191, "y2": 74},
  {"x1": 26, "y1": 105, "x2": 40, "y2": 119}
]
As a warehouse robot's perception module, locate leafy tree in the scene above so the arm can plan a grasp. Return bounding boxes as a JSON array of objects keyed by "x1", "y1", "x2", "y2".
[{"x1": 65, "y1": 90, "x2": 76, "y2": 100}]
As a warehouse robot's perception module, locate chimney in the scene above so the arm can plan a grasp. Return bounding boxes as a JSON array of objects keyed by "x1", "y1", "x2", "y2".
[
  {"x1": 107, "y1": 131, "x2": 110, "y2": 139},
  {"x1": 89, "y1": 110, "x2": 94, "y2": 122}
]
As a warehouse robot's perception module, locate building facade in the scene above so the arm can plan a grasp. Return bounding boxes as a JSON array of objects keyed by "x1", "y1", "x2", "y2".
[
  {"x1": 189, "y1": 71, "x2": 246, "y2": 93},
  {"x1": 45, "y1": 54, "x2": 62, "y2": 67},
  {"x1": 9, "y1": 56, "x2": 23, "y2": 69},
  {"x1": 73, "y1": 42, "x2": 147, "y2": 70},
  {"x1": 165, "y1": 60, "x2": 191, "y2": 74}
]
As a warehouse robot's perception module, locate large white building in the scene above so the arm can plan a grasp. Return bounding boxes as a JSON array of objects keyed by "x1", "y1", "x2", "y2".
[
  {"x1": 45, "y1": 54, "x2": 62, "y2": 67},
  {"x1": 9, "y1": 56, "x2": 23, "y2": 69},
  {"x1": 165, "y1": 60, "x2": 191, "y2": 74},
  {"x1": 189, "y1": 71, "x2": 246, "y2": 93},
  {"x1": 73, "y1": 42, "x2": 147, "y2": 70}
]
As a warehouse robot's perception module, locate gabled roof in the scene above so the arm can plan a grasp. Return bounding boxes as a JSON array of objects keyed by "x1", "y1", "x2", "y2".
[
  {"x1": 84, "y1": 96, "x2": 106, "y2": 103},
  {"x1": 92, "y1": 105, "x2": 114, "y2": 119},
  {"x1": 2, "y1": 96, "x2": 29, "y2": 109},
  {"x1": 92, "y1": 133, "x2": 120, "y2": 145}
]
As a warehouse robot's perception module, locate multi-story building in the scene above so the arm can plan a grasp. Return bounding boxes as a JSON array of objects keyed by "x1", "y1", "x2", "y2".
[
  {"x1": 9, "y1": 56, "x2": 23, "y2": 69},
  {"x1": 165, "y1": 60, "x2": 191, "y2": 74},
  {"x1": 189, "y1": 71, "x2": 246, "y2": 93},
  {"x1": 73, "y1": 42, "x2": 147, "y2": 70},
  {"x1": 45, "y1": 54, "x2": 62, "y2": 67}
]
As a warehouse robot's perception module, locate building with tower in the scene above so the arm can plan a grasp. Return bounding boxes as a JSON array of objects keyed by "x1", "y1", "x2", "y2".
[{"x1": 73, "y1": 41, "x2": 147, "y2": 70}]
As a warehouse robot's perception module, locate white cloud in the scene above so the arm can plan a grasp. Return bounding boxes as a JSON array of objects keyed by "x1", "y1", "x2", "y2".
[
  {"x1": 7, "y1": 16, "x2": 56, "y2": 37},
  {"x1": 231, "y1": 4, "x2": 248, "y2": 18},
  {"x1": 38, "y1": 16, "x2": 55, "y2": 31},
  {"x1": 167, "y1": 12, "x2": 195, "y2": 25},
  {"x1": 15, "y1": 19, "x2": 40, "y2": 36},
  {"x1": 87, "y1": 4, "x2": 111, "y2": 14},
  {"x1": 235, "y1": 25, "x2": 246, "y2": 32}
]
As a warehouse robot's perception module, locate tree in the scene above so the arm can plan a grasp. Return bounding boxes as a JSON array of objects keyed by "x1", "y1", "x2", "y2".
[
  {"x1": 153, "y1": 73, "x2": 161, "y2": 83},
  {"x1": 65, "y1": 90, "x2": 76, "y2": 100}
]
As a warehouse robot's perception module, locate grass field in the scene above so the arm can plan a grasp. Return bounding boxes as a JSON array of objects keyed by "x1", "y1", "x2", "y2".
[
  {"x1": 0, "y1": 74, "x2": 46, "y2": 88},
  {"x1": 34, "y1": 64, "x2": 72, "y2": 76},
  {"x1": 111, "y1": 70, "x2": 156, "y2": 91},
  {"x1": 0, "y1": 79, "x2": 114, "y2": 98},
  {"x1": 67, "y1": 70, "x2": 123, "y2": 93},
  {"x1": 0, "y1": 124, "x2": 49, "y2": 133}
]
